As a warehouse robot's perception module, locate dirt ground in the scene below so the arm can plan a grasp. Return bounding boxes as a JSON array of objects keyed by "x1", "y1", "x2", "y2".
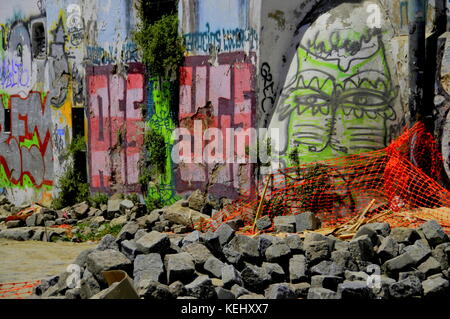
[{"x1": 0, "y1": 239, "x2": 96, "y2": 284}]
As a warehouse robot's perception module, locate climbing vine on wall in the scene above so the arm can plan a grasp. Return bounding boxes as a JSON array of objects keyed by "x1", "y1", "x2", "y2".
[{"x1": 134, "y1": 0, "x2": 184, "y2": 208}]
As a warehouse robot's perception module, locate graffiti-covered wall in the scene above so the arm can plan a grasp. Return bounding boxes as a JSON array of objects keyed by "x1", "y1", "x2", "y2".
[
  {"x1": 0, "y1": 0, "x2": 143, "y2": 205},
  {"x1": 2, "y1": 0, "x2": 450, "y2": 206}
]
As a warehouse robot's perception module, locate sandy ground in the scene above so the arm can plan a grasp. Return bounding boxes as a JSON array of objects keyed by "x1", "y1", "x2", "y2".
[{"x1": 0, "y1": 239, "x2": 96, "y2": 284}]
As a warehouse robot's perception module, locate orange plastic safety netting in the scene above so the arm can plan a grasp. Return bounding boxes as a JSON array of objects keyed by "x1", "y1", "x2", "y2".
[
  {"x1": 0, "y1": 281, "x2": 40, "y2": 299},
  {"x1": 202, "y1": 121, "x2": 450, "y2": 234}
]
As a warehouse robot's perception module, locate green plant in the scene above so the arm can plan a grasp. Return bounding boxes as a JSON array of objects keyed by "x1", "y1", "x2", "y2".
[
  {"x1": 52, "y1": 136, "x2": 89, "y2": 210},
  {"x1": 134, "y1": 12, "x2": 184, "y2": 78},
  {"x1": 74, "y1": 222, "x2": 123, "y2": 242},
  {"x1": 88, "y1": 193, "x2": 109, "y2": 208},
  {"x1": 144, "y1": 195, "x2": 163, "y2": 212},
  {"x1": 139, "y1": 129, "x2": 167, "y2": 194},
  {"x1": 52, "y1": 165, "x2": 89, "y2": 210},
  {"x1": 125, "y1": 193, "x2": 140, "y2": 205}
]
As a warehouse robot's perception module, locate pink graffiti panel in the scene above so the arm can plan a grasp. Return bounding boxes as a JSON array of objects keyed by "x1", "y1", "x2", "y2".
[
  {"x1": 86, "y1": 63, "x2": 145, "y2": 193},
  {"x1": 176, "y1": 53, "x2": 256, "y2": 199}
]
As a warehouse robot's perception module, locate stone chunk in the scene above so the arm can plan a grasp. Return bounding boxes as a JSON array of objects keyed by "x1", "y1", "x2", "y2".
[
  {"x1": 231, "y1": 284, "x2": 250, "y2": 298},
  {"x1": 107, "y1": 199, "x2": 121, "y2": 215},
  {"x1": 262, "y1": 262, "x2": 286, "y2": 283},
  {"x1": 136, "y1": 231, "x2": 170, "y2": 254},
  {"x1": 382, "y1": 253, "x2": 415, "y2": 277},
  {"x1": 222, "y1": 245, "x2": 243, "y2": 266},
  {"x1": 422, "y1": 275, "x2": 449, "y2": 297},
  {"x1": 291, "y1": 282, "x2": 310, "y2": 299},
  {"x1": 285, "y1": 235, "x2": 303, "y2": 254},
  {"x1": 163, "y1": 201, "x2": 210, "y2": 228},
  {"x1": 165, "y1": 253, "x2": 195, "y2": 284},
  {"x1": 86, "y1": 249, "x2": 132, "y2": 282},
  {"x1": 214, "y1": 223, "x2": 235, "y2": 246},
  {"x1": 404, "y1": 240, "x2": 432, "y2": 265},
  {"x1": 289, "y1": 255, "x2": 308, "y2": 283},
  {"x1": 116, "y1": 222, "x2": 139, "y2": 242},
  {"x1": 188, "y1": 190, "x2": 206, "y2": 212},
  {"x1": 120, "y1": 199, "x2": 134, "y2": 213},
  {"x1": 137, "y1": 280, "x2": 173, "y2": 299},
  {"x1": 181, "y1": 230, "x2": 201, "y2": 247},
  {"x1": 6, "y1": 220, "x2": 22, "y2": 229},
  {"x1": 337, "y1": 281, "x2": 375, "y2": 299},
  {"x1": 222, "y1": 264, "x2": 244, "y2": 289},
  {"x1": 265, "y1": 242, "x2": 291, "y2": 263},
  {"x1": 344, "y1": 271, "x2": 368, "y2": 282},
  {"x1": 388, "y1": 276, "x2": 423, "y2": 298},
  {"x1": 241, "y1": 264, "x2": 272, "y2": 293},
  {"x1": 183, "y1": 243, "x2": 213, "y2": 268},
  {"x1": 331, "y1": 250, "x2": 358, "y2": 271},
  {"x1": 307, "y1": 287, "x2": 339, "y2": 299},
  {"x1": 362, "y1": 222, "x2": 391, "y2": 237},
  {"x1": 204, "y1": 256, "x2": 225, "y2": 278},
  {"x1": 73, "y1": 202, "x2": 90, "y2": 219},
  {"x1": 377, "y1": 236, "x2": 399, "y2": 262},
  {"x1": 432, "y1": 243, "x2": 450, "y2": 270},
  {"x1": 255, "y1": 216, "x2": 272, "y2": 231},
  {"x1": 274, "y1": 216, "x2": 296, "y2": 233},
  {"x1": 185, "y1": 275, "x2": 216, "y2": 299},
  {"x1": 226, "y1": 235, "x2": 260, "y2": 261},
  {"x1": 305, "y1": 240, "x2": 331, "y2": 265},
  {"x1": 354, "y1": 226, "x2": 379, "y2": 246},
  {"x1": 349, "y1": 235, "x2": 375, "y2": 268},
  {"x1": 310, "y1": 261, "x2": 344, "y2": 277},
  {"x1": 295, "y1": 212, "x2": 321, "y2": 232},
  {"x1": 390, "y1": 227, "x2": 420, "y2": 245},
  {"x1": 200, "y1": 231, "x2": 222, "y2": 255},
  {"x1": 79, "y1": 270, "x2": 101, "y2": 299},
  {"x1": 265, "y1": 283, "x2": 296, "y2": 299},
  {"x1": 120, "y1": 240, "x2": 139, "y2": 262},
  {"x1": 311, "y1": 275, "x2": 343, "y2": 291},
  {"x1": 133, "y1": 254, "x2": 165, "y2": 285},
  {"x1": 419, "y1": 220, "x2": 449, "y2": 247},
  {"x1": 168, "y1": 281, "x2": 185, "y2": 298},
  {"x1": 215, "y1": 287, "x2": 236, "y2": 299},
  {"x1": 417, "y1": 257, "x2": 442, "y2": 278}
]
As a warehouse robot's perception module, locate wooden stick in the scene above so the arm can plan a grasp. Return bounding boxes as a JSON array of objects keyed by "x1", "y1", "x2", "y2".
[{"x1": 252, "y1": 174, "x2": 273, "y2": 232}]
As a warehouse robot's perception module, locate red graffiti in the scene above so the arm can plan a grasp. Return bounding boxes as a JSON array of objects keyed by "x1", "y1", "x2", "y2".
[{"x1": 0, "y1": 91, "x2": 54, "y2": 188}]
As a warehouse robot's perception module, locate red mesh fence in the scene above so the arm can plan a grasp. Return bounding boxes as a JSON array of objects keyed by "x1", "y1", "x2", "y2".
[
  {"x1": 0, "y1": 281, "x2": 40, "y2": 299},
  {"x1": 202, "y1": 122, "x2": 450, "y2": 234}
]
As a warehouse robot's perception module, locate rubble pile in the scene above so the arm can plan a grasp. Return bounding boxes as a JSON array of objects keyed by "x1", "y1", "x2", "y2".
[
  {"x1": 0, "y1": 191, "x2": 214, "y2": 243},
  {"x1": 33, "y1": 219, "x2": 450, "y2": 299}
]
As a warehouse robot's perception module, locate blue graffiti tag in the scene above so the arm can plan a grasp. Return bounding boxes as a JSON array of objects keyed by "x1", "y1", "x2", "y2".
[
  {"x1": 183, "y1": 23, "x2": 259, "y2": 53},
  {"x1": 0, "y1": 57, "x2": 30, "y2": 89}
]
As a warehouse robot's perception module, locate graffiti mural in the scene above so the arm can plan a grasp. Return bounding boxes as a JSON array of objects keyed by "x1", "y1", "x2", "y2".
[
  {"x1": 176, "y1": 52, "x2": 256, "y2": 199},
  {"x1": 146, "y1": 80, "x2": 181, "y2": 205},
  {"x1": 47, "y1": 19, "x2": 69, "y2": 108},
  {"x1": 0, "y1": 92, "x2": 54, "y2": 189},
  {"x1": 269, "y1": 8, "x2": 399, "y2": 168},
  {"x1": 0, "y1": 22, "x2": 33, "y2": 94},
  {"x1": 86, "y1": 63, "x2": 145, "y2": 194}
]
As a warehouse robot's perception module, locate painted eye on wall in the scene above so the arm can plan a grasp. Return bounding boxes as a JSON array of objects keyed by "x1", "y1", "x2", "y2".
[
  {"x1": 294, "y1": 93, "x2": 330, "y2": 106},
  {"x1": 340, "y1": 92, "x2": 388, "y2": 108}
]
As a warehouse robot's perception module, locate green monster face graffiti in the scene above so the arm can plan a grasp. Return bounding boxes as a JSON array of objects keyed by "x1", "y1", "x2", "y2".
[{"x1": 277, "y1": 28, "x2": 398, "y2": 167}]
